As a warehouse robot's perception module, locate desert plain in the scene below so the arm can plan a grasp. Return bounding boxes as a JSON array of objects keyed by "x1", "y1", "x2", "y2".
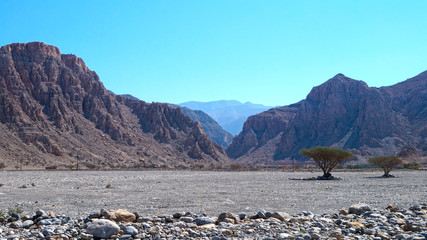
[{"x1": 1, "y1": 170, "x2": 425, "y2": 217}]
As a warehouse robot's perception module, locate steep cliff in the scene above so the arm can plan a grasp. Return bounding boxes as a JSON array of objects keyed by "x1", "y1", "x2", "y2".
[
  {"x1": 227, "y1": 73, "x2": 426, "y2": 165},
  {"x1": 0, "y1": 42, "x2": 229, "y2": 169}
]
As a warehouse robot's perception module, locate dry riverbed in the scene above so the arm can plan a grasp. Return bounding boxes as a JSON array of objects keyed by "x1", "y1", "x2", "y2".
[{"x1": 0, "y1": 170, "x2": 426, "y2": 217}]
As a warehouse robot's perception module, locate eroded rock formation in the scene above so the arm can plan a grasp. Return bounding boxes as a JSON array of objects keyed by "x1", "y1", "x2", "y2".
[
  {"x1": 227, "y1": 73, "x2": 427, "y2": 165},
  {"x1": 0, "y1": 42, "x2": 229, "y2": 169}
]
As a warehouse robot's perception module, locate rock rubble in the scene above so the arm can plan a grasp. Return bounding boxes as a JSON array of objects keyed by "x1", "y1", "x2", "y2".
[{"x1": 1, "y1": 203, "x2": 426, "y2": 239}]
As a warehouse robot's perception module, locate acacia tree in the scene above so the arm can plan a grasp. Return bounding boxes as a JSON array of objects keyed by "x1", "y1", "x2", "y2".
[
  {"x1": 368, "y1": 156, "x2": 402, "y2": 177},
  {"x1": 300, "y1": 146, "x2": 354, "y2": 179}
]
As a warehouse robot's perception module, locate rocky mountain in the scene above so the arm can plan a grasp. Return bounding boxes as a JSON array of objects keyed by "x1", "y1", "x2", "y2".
[
  {"x1": 179, "y1": 100, "x2": 273, "y2": 136},
  {"x1": 120, "y1": 95, "x2": 233, "y2": 149},
  {"x1": 227, "y1": 73, "x2": 427, "y2": 165},
  {"x1": 178, "y1": 107, "x2": 233, "y2": 149},
  {"x1": 0, "y1": 42, "x2": 229, "y2": 169}
]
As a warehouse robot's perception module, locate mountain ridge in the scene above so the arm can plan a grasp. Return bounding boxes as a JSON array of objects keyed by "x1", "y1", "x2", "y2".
[
  {"x1": 118, "y1": 94, "x2": 233, "y2": 149},
  {"x1": 227, "y1": 72, "x2": 427, "y2": 165},
  {"x1": 0, "y1": 42, "x2": 229, "y2": 169}
]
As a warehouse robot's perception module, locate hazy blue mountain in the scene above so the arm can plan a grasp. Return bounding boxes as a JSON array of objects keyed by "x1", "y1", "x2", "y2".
[{"x1": 178, "y1": 100, "x2": 273, "y2": 135}]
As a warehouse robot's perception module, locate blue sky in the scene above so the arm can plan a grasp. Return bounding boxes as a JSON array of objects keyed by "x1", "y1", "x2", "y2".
[{"x1": 1, "y1": 1, "x2": 426, "y2": 106}]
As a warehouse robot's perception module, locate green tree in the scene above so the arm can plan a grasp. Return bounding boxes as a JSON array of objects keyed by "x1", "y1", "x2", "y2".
[
  {"x1": 300, "y1": 147, "x2": 354, "y2": 179},
  {"x1": 368, "y1": 156, "x2": 402, "y2": 177}
]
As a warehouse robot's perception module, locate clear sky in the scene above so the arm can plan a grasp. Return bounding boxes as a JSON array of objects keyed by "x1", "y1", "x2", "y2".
[{"x1": 1, "y1": 1, "x2": 426, "y2": 106}]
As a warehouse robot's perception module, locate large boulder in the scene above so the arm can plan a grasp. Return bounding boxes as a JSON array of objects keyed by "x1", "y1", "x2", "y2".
[
  {"x1": 107, "y1": 209, "x2": 136, "y2": 222},
  {"x1": 193, "y1": 217, "x2": 215, "y2": 226},
  {"x1": 86, "y1": 219, "x2": 120, "y2": 239},
  {"x1": 216, "y1": 212, "x2": 238, "y2": 224},
  {"x1": 270, "y1": 212, "x2": 292, "y2": 221},
  {"x1": 349, "y1": 203, "x2": 372, "y2": 215}
]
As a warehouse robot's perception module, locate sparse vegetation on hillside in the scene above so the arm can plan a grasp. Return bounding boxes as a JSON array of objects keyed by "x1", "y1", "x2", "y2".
[
  {"x1": 300, "y1": 146, "x2": 354, "y2": 179},
  {"x1": 368, "y1": 156, "x2": 403, "y2": 177}
]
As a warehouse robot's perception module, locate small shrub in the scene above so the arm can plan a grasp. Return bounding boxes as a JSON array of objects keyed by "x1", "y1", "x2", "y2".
[
  {"x1": 106, "y1": 184, "x2": 112, "y2": 189},
  {"x1": 8, "y1": 206, "x2": 23, "y2": 215},
  {"x1": 132, "y1": 163, "x2": 142, "y2": 168},
  {"x1": 85, "y1": 163, "x2": 99, "y2": 170},
  {"x1": 0, "y1": 210, "x2": 5, "y2": 219},
  {"x1": 0, "y1": 183, "x2": 3, "y2": 187},
  {"x1": 228, "y1": 163, "x2": 243, "y2": 171},
  {"x1": 177, "y1": 164, "x2": 189, "y2": 170},
  {"x1": 64, "y1": 164, "x2": 75, "y2": 170},
  {"x1": 31, "y1": 183, "x2": 36, "y2": 187},
  {"x1": 192, "y1": 164, "x2": 205, "y2": 170},
  {"x1": 403, "y1": 162, "x2": 420, "y2": 170},
  {"x1": 0, "y1": 162, "x2": 5, "y2": 169},
  {"x1": 19, "y1": 184, "x2": 27, "y2": 189}
]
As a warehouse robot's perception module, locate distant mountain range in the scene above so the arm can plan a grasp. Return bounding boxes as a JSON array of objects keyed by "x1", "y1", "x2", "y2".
[
  {"x1": 227, "y1": 73, "x2": 427, "y2": 165},
  {"x1": 0, "y1": 42, "x2": 229, "y2": 169},
  {"x1": 179, "y1": 100, "x2": 273, "y2": 136},
  {"x1": 1, "y1": 42, "x2": 425, "y2": 169}
]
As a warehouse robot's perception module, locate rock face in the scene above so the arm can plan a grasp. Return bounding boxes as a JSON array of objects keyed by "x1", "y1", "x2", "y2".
[
  {"x1": 227, "y1": 73, "x2": 427, "y2": 164},
  {"x1": 0, "y1": 42, "x2": 229, "y2": 169}
]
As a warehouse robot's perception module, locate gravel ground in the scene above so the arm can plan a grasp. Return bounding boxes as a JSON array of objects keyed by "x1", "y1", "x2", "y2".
[{"x1": 0, "y1": 170, "x2": 425, "y2": 217}]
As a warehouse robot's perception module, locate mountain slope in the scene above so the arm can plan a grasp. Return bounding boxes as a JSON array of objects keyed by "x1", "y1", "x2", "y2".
[
  {"x1": 120, "y1": 95, "x2": 234, "y2": 149},
  {"x1": 179, "y1": 100, "x2": 272, "y2": 135},
  {"x1": 0, "y1": 42, "x2": 229, "y2": 169},
  {"x1": 179, "y1": 107, "x2": 233, "y2": 149},
  {"x1": 227, "y1": 73, "x2": 427, "y2": 165}
]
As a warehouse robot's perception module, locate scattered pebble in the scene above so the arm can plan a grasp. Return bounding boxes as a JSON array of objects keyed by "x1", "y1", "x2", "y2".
[{"x1": 0, "y1": 203, "x2": 426, "y2": 239}]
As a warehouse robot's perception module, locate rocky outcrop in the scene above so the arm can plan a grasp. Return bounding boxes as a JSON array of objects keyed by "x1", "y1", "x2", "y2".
[
  {"x1": 227, "y1": 73, "x2": 427, "y2": 164},
  {"x1": 0, "y1": 42, "x2": 229, "y2": 169}
]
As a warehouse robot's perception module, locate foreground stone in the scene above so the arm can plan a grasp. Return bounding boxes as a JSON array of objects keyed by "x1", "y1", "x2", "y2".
[
  {"x1": 0, "y1": 203, "x2": 426, "y2": 239},
  {"x1": 86, "y1": 219, "x2": 120, "y2": 239},
  {"x1": 349, "y1": 203, "x2": 373, "y2": 215},
  {"x1": 107, "y1": 209, "x2": 136, "y2": 222}
]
